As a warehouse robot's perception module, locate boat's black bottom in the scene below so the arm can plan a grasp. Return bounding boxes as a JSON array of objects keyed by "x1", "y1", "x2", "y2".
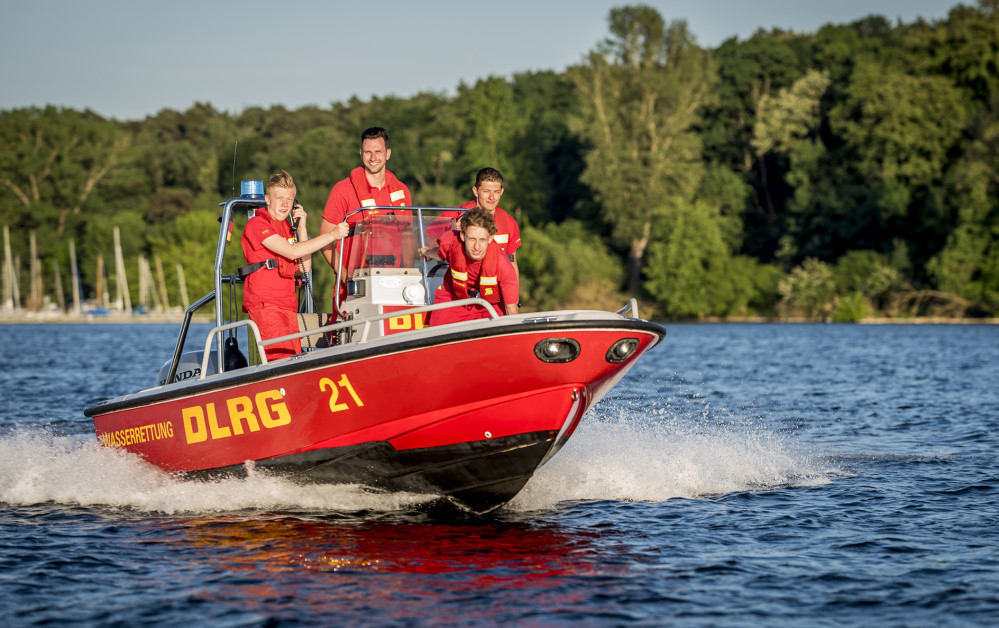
[{"x1": 184, "y1": 430, "x2": 559, "y2": 514}]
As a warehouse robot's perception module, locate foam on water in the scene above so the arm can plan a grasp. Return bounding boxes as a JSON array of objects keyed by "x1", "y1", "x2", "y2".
[
  {"x1": 0, "y1": 427, "x2": 431, "y2": 514},
  {"x1": 511, "y1": 403, "x2": 830, "y2": 511},
  {"x1": 1, "y1": 397, "x2": 829, "y2": 516}
]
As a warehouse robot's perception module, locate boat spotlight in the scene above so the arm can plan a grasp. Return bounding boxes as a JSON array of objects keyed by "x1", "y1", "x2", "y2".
[
  {"x1": 606, "y1": 338, "x2": 639, "y2": 363},
  {"x1": 240, "y1": 180, "x2": 264, "y2": 199},
  {"x1": 534, "y1": 338, "x2": 581, "y2": 363}
]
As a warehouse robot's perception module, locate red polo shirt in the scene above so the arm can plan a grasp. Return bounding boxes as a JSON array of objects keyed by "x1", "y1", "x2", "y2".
[
  {"x1": 240, "y1": 208, "x2": 298, "y2": 311},
  {"x1": 324, "y1": 167, "x2": 414, "y2": 273},
  {"x1": 323, "y1": 167, "x2": 412, "y2": 225}
]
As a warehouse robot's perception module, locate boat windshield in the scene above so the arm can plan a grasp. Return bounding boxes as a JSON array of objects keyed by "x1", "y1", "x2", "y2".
[{"x1": 334, "y1": 206, "x2": 463, "y2": 279}]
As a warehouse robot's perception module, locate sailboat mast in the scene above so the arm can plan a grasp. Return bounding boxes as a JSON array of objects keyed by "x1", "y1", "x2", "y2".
[
  {"x1": 177, "y1": 263, "x2": 190, "y2": 309},
  {"x1": 69, "y1": 239, "x2": 82, "y2": 316},
  {"x1": 113, "y1": 226, "x2": 132, "y2": 314},
  {"x1": 29, "y1": 232, "x2": 40, "y2": 310},
  {"x1": 96, "y1": 254, "x2": 107, "y2": 309},
  {"x1": 2, "y1": 225, "x2": 15, "y2": 312},
  {"x1": 53, "y1": 258, "x2": 65, "y2": 312},
  {"x1": 155, "y1": 255, "x2": 170, "y2": 310},
  {"x1": 138, "y1": 255, "x2": 149, "y2": 310}
]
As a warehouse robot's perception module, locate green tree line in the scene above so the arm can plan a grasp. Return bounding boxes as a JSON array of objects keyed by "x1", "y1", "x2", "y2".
[{"x1": 2, "y1": 1, "x2": 998, "y2": 320}]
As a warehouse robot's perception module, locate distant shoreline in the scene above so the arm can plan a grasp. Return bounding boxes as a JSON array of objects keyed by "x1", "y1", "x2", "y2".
[
  {"x1": 855, "y1": 317, "x2": 999, "y2": 325},
  {"x1": 672, "y1": 316, "x2": 999, "y2": 325},
  {"x1": 0, "y1": 313, "x2": 207, "y2": 324},
  {"x1": 1, "y1": 312, "x2": 996, "y2": 325}
]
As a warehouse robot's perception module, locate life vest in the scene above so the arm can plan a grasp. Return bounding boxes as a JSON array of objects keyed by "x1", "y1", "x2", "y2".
[
  {"x1": 349, "y1": 167, "x2": 409, "y2": 210},
  {"x1": 443, "y1": 234, "x2": 502, "y2": 305}
]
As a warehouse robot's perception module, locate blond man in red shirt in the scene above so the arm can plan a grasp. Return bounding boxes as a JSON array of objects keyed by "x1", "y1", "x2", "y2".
[{"x1": 241, "y1": 171, "x2": 348, "y2": 360}]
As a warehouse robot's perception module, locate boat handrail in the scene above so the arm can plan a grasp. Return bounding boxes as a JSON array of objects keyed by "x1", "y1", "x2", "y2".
[
  {"x1": 264, "y1": 297, "x2": 499, "y2": 359},
  {"x1": 284, "y1": 297, "x2": 499, "y2": 349},
  {"x1": 214, "y1": 195, "x2": 265, "y2": 367},
  {"x1": 199, "y1": 297, "x2": 500, "y2": 373},
  {"x1": 200, "y1": 319, "x2": 264, "y2": 379},
  {"x1": 164, "y1": 290, "x2": 217, "y2": 385},
  {"x1": 615, "y1": 298, "x2": 640, "y2": 319}
]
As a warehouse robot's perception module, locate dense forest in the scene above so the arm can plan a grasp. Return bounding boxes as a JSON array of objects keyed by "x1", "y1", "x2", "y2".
[{"x1": 2, "y1": 2, "x2": 998, "y2": 320}]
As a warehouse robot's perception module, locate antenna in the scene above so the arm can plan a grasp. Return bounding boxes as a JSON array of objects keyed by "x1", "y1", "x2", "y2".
[{"x1": 231, "y1": 139, "x2": 238, "y2": 198}]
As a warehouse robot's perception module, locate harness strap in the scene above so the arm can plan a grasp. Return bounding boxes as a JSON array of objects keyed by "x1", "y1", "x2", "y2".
[{"x1": 236, "y1": 258, "x2": 277, "y2": 279}]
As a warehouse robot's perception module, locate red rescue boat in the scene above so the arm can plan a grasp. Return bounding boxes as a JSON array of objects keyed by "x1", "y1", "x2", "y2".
[{"x1": 85, "y1": 183, "x2": 666, "y2": 513}]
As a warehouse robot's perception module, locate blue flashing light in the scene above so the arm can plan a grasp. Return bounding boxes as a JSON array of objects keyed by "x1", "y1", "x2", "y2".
[{"x1": 241, "y1": 180, "x2": 264, "y2": 198}]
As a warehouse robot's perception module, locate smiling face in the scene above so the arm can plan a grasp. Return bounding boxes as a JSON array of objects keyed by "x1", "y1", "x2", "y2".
[
  {"x1": 265, "y1": 185, "x2": 296, "y2": 221},
  {"x1": 472, "y1": 180, "x2": 504, "y2": 212},
  {"x1": 460, "y1": 225, "x2": 492, "y2": 261},
  {"x1": 360, "y1": 137, "x2": 391, "y2": 177}
]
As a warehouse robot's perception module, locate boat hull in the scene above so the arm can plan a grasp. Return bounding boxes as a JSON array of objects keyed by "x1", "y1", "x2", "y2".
[
  {"x1": 87, "y1": 318, "x2": 664, "y2": 513},
  {"x1": 196, "y1": 430, "x2": 559, "y2": 514}
]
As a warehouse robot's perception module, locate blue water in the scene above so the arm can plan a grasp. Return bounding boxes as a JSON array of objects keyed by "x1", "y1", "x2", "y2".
[{"x1": 1, "y1": 322, "x2": 997, "y2": 626}]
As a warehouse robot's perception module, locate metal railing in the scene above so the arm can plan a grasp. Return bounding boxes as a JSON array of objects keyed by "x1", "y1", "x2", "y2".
[
  {"x1": 615, "y1": 298, "x2": 640, "y2": 319},
  {"x1": 197, "y1": 297, "x2": 500, "y2": 376},
  {"x1": 164, "y1": 290, "x2": 217, "y2": 386}
]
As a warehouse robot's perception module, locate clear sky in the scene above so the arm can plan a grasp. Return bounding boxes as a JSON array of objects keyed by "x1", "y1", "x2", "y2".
[{"x1": 1, "y1": 0, "x2": 965, "y2": 121}]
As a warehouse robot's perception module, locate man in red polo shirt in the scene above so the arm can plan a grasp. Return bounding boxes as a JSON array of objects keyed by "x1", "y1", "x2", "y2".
[
  {"x1": 241, "y1": 171, "x2": 349, "y2": 360},
  {"x1": 320, "y1": 127, "x2": 413, "y2": 289},
  {"x1": 429, "y1": 167, "x2": 521, "y2": 278}
]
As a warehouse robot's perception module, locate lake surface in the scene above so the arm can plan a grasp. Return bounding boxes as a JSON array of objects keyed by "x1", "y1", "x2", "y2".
[{"x1": 1, "y1": 322, "x2": 997, "y2": 626}]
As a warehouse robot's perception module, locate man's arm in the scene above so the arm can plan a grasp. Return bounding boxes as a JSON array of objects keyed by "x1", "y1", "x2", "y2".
[
  {"x1": 420, "y1": 230, "x2": 455, "y2": 262},
  {"x1": 499, "y1": 254, "x2": 519, "y2": 315},
  {"x1": 503, "y1": 211, "x2": 522, "y2": 282},
  {"x1": 319, "y1": 219, "x2": 336, "y2": 266},
  {"x1": 320, "y1": 180, "x2": 351, "y2": 267},
  {"x1": 261, "y1": 223, "x2": 347, "y2": 262},
  {"x1": 419, "y1": 245, "x2": 443, "y2": 261}
]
